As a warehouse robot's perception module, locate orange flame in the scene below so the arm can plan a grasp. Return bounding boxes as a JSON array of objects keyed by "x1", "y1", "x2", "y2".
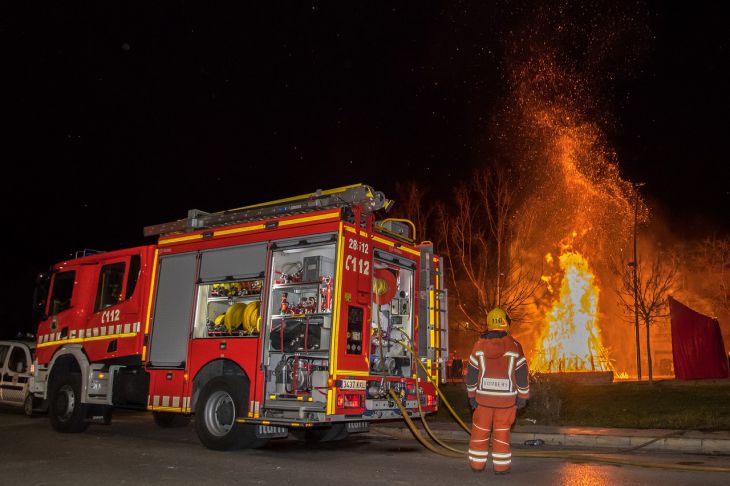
[{"x1": 532, "y1": 248, "x2": 616, "y2": 373}]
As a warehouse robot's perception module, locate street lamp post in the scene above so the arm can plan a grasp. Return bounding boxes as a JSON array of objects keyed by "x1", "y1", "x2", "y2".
[{"x1": 632, "y1": 182, "x2": 645, "y2": 381}]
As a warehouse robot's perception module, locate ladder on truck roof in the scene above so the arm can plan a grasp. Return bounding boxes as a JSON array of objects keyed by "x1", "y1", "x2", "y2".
[{"x1": 143, "y1": 183, "x2": 393, "y2": 237}]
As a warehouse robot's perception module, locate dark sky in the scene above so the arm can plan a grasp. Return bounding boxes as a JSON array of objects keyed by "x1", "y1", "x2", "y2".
[{"x1": 2, "y1": 2, "x2": 728, "y2": 338}]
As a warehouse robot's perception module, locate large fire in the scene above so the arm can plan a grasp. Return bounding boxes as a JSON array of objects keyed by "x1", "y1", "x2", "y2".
[{"x1": 532, "y1": 245, "x2": 616, "y2": 374}]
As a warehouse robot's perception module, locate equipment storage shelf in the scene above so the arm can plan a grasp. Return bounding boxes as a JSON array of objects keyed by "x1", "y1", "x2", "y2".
[
  {"x1": 192, "y1": 279, "x2": 264, "y2": 338},
  {"x1": 263, "y1": 241, "x2": 336, "y2": 410}
]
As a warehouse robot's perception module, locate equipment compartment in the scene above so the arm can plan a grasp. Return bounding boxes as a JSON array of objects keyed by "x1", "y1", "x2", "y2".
[
  {"x1": 370, "y1": 258, "x2": 415, "y2": 377},
  {"x1": 192, "y1": 278, "x2": 263, "y2": 338},
  {"x1": 262, "y1": 242, "x2": 336, "y2": 415}
]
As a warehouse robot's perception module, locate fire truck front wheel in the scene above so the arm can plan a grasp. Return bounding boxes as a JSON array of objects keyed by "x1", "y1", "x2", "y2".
[
  {"x1": 195, "y1": 377, "x2": 260, "y2": 450},
  {"x1": 48, "y1": 373, "x2": 89, "y2": 433}
]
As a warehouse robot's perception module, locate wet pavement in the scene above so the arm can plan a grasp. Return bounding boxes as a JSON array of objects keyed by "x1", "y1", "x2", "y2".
[{"x1": 1, "y1": 408, "x2": 729, "y2": 485}]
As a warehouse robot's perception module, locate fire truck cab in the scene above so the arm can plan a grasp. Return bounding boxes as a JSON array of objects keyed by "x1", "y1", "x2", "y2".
[{"x1": 32, "y1": 184, "x2": 448, "y2": 450}]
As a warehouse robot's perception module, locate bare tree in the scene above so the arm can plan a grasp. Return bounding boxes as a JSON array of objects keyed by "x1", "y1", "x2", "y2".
[
  {"x1": 693, "y1": 237, "x2": 730, "y2": 314},
  {"x1": 391, "y1": 181, "x2": 434, "y2": 242},
  {"x1": 615, "y1": 252, "x2": 678, "y2": 384},
  {"x1": 438, "y1": 167, "x2": 541, "y2": 332}
]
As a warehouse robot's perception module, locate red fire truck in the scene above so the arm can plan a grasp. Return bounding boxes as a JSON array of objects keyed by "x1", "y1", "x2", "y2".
[{"x1": 31, "y1": 184, "x2": 448, "y2": 449}]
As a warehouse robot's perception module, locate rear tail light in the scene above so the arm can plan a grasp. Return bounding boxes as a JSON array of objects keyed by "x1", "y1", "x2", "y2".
[
  {"x1": 426, "y1": 394, "x2": 436, "y2": 407},
  {"x1": 337, "y1": 393, "x2": 362, "y2": 409}
]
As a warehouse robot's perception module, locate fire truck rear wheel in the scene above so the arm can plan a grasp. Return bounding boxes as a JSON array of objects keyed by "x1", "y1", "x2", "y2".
[
  {"x1": 153, "y1": 412, "x2": 191, "y2": 428},
  {"x1": 48, "y1": 373, "x2": 89, "y2": 433},
  {"x1": 195, "y1": 377, "x2": 261, "y2": 450}
]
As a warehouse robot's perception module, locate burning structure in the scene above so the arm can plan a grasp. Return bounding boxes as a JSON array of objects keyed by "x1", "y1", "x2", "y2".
[
  {"x1": 428, "y1": 5, "x2": 717, "y2": 381},
  {"x1": 437, "y1": 45, "x2": 648, "y2": 379},
  {"x1": 532, "y1": 246, "x2": 614, "y2": 374}
]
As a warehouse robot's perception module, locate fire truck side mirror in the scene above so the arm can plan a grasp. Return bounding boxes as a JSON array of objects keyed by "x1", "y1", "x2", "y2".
[{"x1": 32, "y1": 273, "x2": 50, "y2": 319}]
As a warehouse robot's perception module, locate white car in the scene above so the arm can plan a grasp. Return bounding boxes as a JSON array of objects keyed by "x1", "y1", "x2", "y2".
[{"x1": 0, "y1": 340, "x2": 37, "y2": 416}]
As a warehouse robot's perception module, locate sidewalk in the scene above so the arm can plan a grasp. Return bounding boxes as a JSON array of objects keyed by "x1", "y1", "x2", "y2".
[{"x1": 370, "y1": 420, "x2": 730, "y2": 454}]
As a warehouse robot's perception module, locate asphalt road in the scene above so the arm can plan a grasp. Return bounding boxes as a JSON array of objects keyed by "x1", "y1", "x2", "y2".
[{"x1": 1, "y1": 408, "x2": 729, "y2": 485}]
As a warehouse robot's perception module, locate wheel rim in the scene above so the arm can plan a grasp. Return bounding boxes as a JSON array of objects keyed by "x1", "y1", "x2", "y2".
[
  {"x1": 55, "y1": 384, "x2": 75, "y2": 422},
  {"x1": 204, "y1": 390, "x2": 236, "y2": 437}
]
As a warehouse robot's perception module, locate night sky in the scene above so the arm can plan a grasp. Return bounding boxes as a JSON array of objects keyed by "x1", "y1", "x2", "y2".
[{"x1": 3, "y1": 2, "x2": 728, "y2": 338}]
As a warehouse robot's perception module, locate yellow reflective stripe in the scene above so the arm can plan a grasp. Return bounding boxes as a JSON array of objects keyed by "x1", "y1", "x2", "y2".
[
  {"x1": 334, "y1": 370, "x2": 370, "y2": 377},
  {"x1": 370, "y1": 235, "x2": 420, "y2": 256},
  {"x1": 161, "y1": 211, "x2": 340, "y2": 242},
  {"x1": 327, "y1": 388, "x2": 335, "y2": 415},
  {"x1": 230, "y1": 184, "x2": 365, "y2": 211},
  {"x1": 278, "y1": 211, "x2": 340, "y2": 226},
  {"x1": 37, "y1": 332, "x2": 138, "y2": 348},
  {"x1": 159, "y1": 234, "x2": 203, "y2": 245},
  {"x1": 144, "y1": 249, "x2": 159, "y2": 335},
  {"x1": 329, "y1": 224, "x2": 345, "y2": 379},
  {"x1": 429, "y1": 289, "x2": 435, "y2": 348},
  {"x1": 345, "y1": 225, "x2": 421, "y2": 256},
  {"x1": 207, "y1": 211, "x2": 338, "y2": 236},
  {"x1": 343, "y1": 226, "x2": 369, "y2": 237},
  {"x1": 142, "y1": 249, "x2": 159, "y2": 362},
  {"x1": 214, "y1": 223, "x2": 266, "y2": 237},
  {"x1": 147, "y1": 405, "x2": 183, "y2": 412}
]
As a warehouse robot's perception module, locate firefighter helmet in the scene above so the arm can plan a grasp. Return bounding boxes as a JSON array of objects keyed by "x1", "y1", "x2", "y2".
[{"x1": 486, "y1": 307, "x2": 511, "y2": 331}]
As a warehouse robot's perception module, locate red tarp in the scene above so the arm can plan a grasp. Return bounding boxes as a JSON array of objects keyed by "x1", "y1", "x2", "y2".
[{"x1": 669, "y1": 296, "x2": 729, "y2": 380}]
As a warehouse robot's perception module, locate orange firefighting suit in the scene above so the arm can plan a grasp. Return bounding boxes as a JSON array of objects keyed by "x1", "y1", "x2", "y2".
[{"x1": 465, "y1": 331, "x2": 529, "y2": 473}]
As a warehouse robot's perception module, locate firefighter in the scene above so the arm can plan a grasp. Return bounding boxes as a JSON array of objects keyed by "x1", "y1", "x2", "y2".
[{"x1": 465, "y1": 307, "x2": 529, "y2": 475}]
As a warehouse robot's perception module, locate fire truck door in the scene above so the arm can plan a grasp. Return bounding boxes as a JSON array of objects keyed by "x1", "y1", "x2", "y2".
[
  {"x1": 148, "y1": 253, "x2": 197, "y2": 369},
  {"x1": 36, "y1": 269, "x2": 78, "y2": 360}
]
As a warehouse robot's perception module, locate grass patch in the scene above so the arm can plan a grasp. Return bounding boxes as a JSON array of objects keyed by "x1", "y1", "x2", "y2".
[{"x1": 430, "y1": 379, "x2": 730, "y2": 430}]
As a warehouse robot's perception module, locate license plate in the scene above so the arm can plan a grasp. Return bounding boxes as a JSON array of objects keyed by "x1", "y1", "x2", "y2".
[{"x1": 340, "y1": 379, "x2": 366, "y2": 390}]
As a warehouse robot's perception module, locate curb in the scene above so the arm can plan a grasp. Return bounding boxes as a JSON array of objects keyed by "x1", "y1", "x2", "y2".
[{"x1": 370, "y1": 425, "x2": 730, "y2": 454}]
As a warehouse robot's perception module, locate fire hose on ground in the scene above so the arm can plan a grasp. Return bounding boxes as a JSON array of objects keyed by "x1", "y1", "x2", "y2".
[{"x1": 383, "y1": 332, "x2": 730, "y2": 473}]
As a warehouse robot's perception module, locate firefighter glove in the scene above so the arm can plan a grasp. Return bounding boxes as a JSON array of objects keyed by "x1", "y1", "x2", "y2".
[
  {"x1": 469, "y1": 397, "x2": 477, "y2": 410},
  {"x1": 516, "y1": 398, "x2": 527, "y2": 409}
]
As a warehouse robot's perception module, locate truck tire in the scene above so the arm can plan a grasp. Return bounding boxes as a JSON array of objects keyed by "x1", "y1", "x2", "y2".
[
  {"x1": 48, "y1": 373, "x2": 89, "y2": 433},
  {"x1": 153, "y1": 412, "x2": 191, "y2": 428},
  {"x1": 194, "y1": 377, "x2": 263, "y2": 450}
]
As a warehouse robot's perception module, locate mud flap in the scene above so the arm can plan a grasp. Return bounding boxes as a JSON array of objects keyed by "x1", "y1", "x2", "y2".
[
  {"x1": 346, "y1": 421, "x2": 369, "y2": 434},
  {"x1": 256, "y1": 425, "x2": 288, "y2": 439}
]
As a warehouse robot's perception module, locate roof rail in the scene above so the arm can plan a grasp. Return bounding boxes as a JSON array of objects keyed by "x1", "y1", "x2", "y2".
[{"x1": 143, "y1": 183, "x2": 393, "y2": 237}]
